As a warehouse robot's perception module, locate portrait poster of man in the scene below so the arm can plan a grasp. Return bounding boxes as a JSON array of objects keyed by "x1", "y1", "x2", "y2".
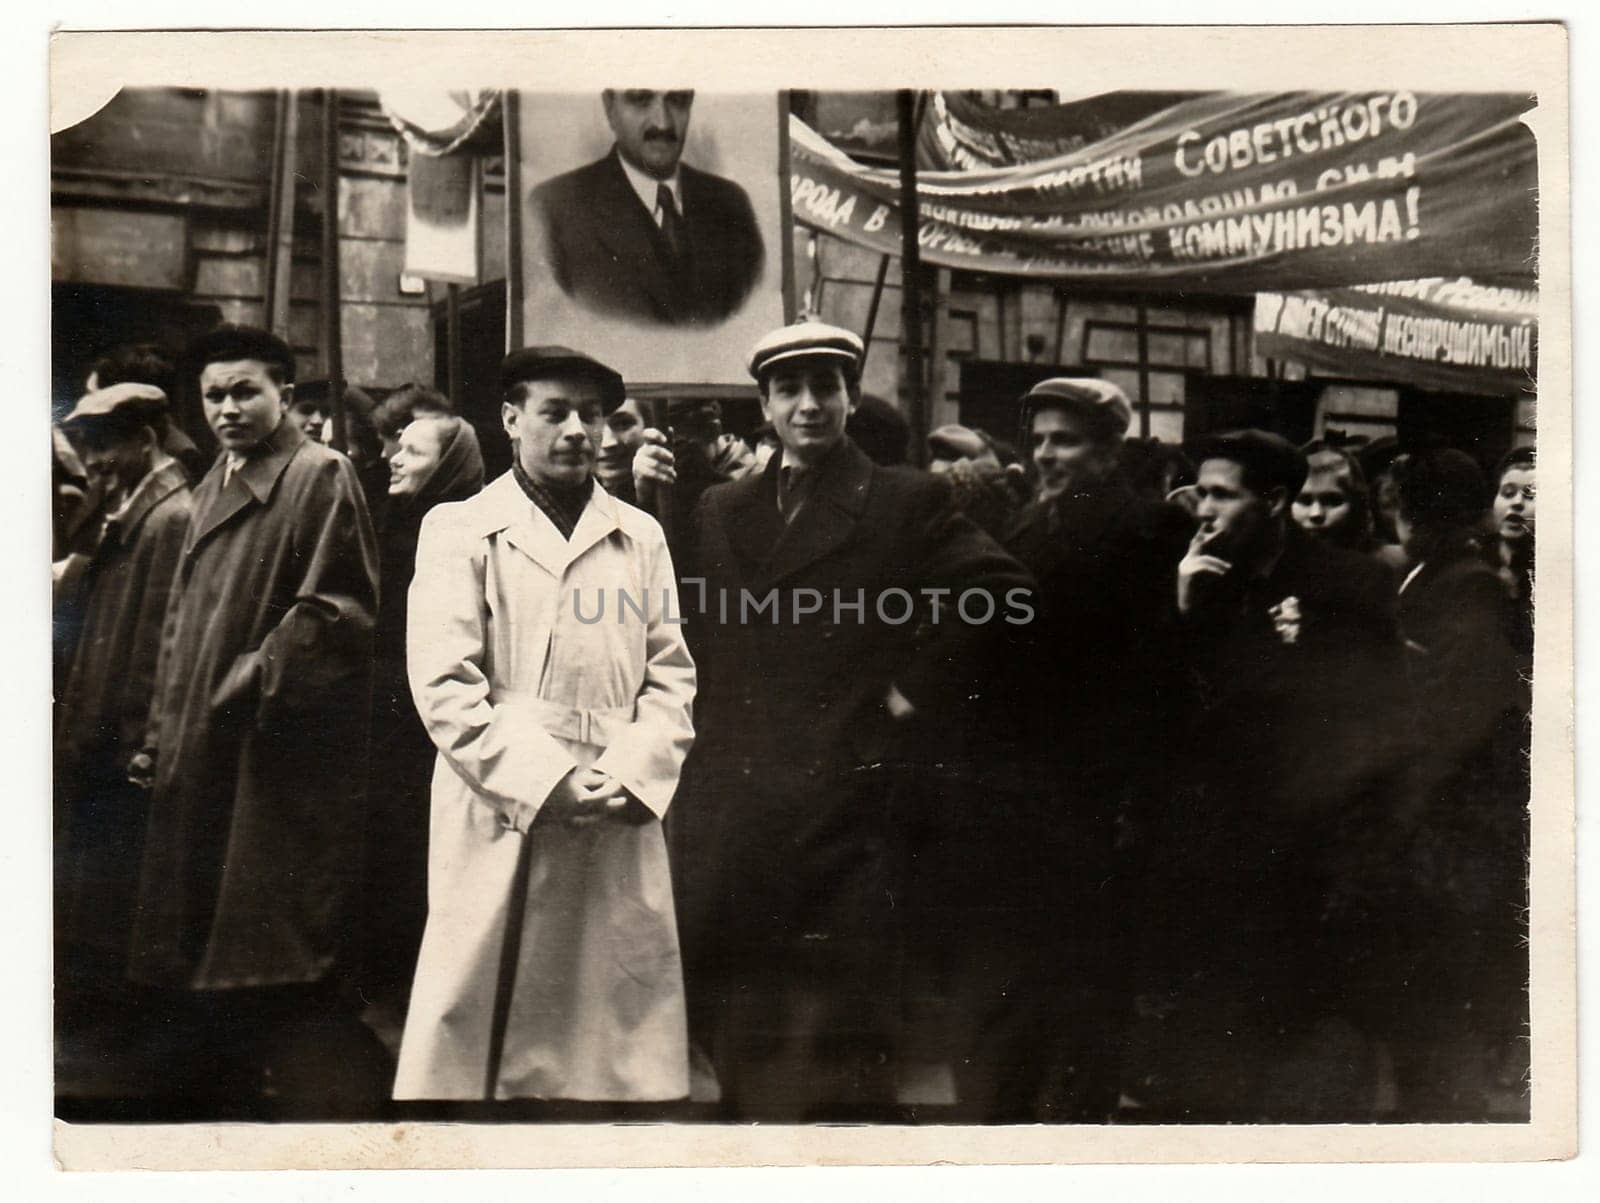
[{"x1": 521, "y1": 89, "x2": 786, "y2": 384}]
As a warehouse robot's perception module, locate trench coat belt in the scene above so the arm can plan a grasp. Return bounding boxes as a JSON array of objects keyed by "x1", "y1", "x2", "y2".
[{"x1": 494, "y1": 692, "x2": 637, "y2": 747}]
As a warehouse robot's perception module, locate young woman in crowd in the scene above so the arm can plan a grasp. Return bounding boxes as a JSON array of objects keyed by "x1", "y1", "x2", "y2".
[
  {"x1": 360, "y1": 414, "x2": 485, "y2": 1047},
  {"x1": 1292, "y1": 440, "x2": 1378, "y2": 554},
  {"x1": 1489, "y1": 446, "x2": 1535, "y2": 664}
]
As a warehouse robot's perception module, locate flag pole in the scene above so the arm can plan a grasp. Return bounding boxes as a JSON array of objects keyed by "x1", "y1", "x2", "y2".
[
  {"x1": 321, "y1": 89, "x2": 346, "y2": 452},
  {"x1": 897, "y1": 89, "x2": 928, "y2": 468}
]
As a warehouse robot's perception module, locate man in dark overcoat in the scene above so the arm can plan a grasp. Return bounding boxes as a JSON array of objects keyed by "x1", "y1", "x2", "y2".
[
  {"x1": 644, "y1": 319, "x2": 1034, "y2": 1118},
  {"x1": 1389, "y1": 449, "x2": 1530, "y2": 1117},
  {"x1": 1144, "y1": 429, "x2": 1413, "y2": 1121},
  {"x1": 54, "y1": 384, "x2": 193, "y2": 1063},
  {"x1": 953, "y1": 378, "x2": 1194, "y2": 1122},
  {"x1": 530, "y1": 89, "x2": 764, "y2": 327},
  {"x1": 126, "y1": 326, "x2": 386, "y2": 1116}
]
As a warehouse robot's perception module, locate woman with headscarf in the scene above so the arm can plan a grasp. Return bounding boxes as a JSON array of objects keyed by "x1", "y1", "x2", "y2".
[
  {"x1": 360, "y1": 415, "x2": 485, "y2": 1046},
  {"x1": 1390, "y1": 448, "x2": 1529, "y2": 1118}
]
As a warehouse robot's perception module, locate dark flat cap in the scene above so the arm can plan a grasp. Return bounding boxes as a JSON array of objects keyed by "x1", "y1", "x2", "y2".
[
  {"x1": 1193, "y1": 428, "x2": 1309, "y2": 497},
  {"x1": 748, "y1": 319, "x2": 863, "y2": 381},
  {"x1": 1021, "y1": 377, "x2": 1133, "y2": 438},
  {"x1": 185, "y1": 324, "x2": 296, "y2": 383},
  {"x1": 61, "y1": 382, "x2": 169, "y2": 434},
  {"x1": 500, "y1": 346, "x2": 626, "y2": 414},
  {"x1": 928, "y1": 424, "x2": 995, "y2": 462}
]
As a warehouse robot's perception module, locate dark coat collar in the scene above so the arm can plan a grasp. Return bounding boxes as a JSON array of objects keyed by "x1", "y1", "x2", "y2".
[
  {"x1": 1254, "y1": 522, "x2": 1322, "y2": 596},
  {"x1": 106, "y1": 458, "x2": 188, "y2": 543},
  {"x1": 231, "y1": 415, "x2": 305, "y2": 501},
  {"x1": 1009, "y1": 474, "x2": 1140, "y2": 549},
  {"x1": 726, "y1": 436, "x2": 874, "y2": 591},
  {"x1": 188, "y1": 417, "x2": 305, "y2": 552},
  {"x1": 1397, "y1": 544, "x2": 1497, "y2": 601}
]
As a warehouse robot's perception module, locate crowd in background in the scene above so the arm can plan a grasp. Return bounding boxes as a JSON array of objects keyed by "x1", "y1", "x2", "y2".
[{"x1": 51, "y1": 322, "x2": 1534, "y2": 1124}]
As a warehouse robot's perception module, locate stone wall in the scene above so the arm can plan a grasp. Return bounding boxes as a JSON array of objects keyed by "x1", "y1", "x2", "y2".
[{"x1": 51, "y1": 88, "x2": 436, "y2": 396}]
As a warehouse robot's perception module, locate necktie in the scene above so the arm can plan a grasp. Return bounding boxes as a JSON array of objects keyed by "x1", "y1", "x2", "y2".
[
  {"x1": 656, "y1": 183, "x2": 684, "y2": 262},
  {"x1": 778, "y1": 465, "x2": 811, "y2": 524}
]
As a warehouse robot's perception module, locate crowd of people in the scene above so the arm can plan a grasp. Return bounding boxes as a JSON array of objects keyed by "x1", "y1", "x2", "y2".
[{"x1": 52, "y1": 316, "x2": 1534, "y2": 1124}]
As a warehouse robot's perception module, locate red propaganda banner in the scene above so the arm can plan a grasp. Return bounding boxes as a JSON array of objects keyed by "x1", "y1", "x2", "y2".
[
  {"x1": 916, "y1": 90, "x2": 1200, "y2": 168},
  {"x1": 1254, "y1": 277, "x2": 1537, "y2": 396},
  {"x1": 789, "y1": 91, "x2": 1538, "y2": 291}
]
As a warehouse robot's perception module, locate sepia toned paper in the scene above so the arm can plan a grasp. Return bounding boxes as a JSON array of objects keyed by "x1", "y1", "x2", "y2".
[{"x1": 43, "y1": 21, "x2": 1575, "y2": 1173}]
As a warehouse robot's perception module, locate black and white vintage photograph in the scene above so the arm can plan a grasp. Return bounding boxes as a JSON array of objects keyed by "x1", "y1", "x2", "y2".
[{"x1": 39, "y1": 22, "x2": 1576, "y2": 1172}]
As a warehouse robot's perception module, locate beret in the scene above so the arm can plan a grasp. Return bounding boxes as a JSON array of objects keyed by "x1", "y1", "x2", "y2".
[
  {"x1": 1021, "y1": 377, "x2": 1133, "y2": 437},
  {"x1": 61, "y1": 382, "x2": 169, "y2": 432},
  {"x1": 1193, "y1": 428, "x2": 1309, "y2": 497},
  {"x1": 500, "y1": 346, "x2": 626, "y2": 414},
  {"x1": 748, "y1": 319, "x2": 863, "y2": 381},
  {"x1": 185, "y1": 324, "x2": 296, "y2": 383}
]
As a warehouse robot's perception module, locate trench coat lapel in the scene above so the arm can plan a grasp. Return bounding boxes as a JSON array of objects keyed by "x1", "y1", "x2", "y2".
[
  {"x1": 186, "y1": 418, "x2": 305, "y2": 554},
  {"x1": 752, "y1": 438, "x2": 873, "y2": 592},
  {"x1": 485, "y1": 474, "x2": 567, "y2": 579},
  {"x1": 567, "y1": 484, "x2": 624, "y2": 565},
  {"x1": 490, "y1": 472, "x2": 623, "y2": 579}
]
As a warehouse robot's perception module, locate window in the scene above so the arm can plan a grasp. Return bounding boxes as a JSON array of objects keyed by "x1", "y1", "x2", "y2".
[
  {"x1": 1082, "y1": 315, "x2": 1211, "y2": 442},
  {"x1": 945, "y1": 306, "x2": 980, "y2": 362}
]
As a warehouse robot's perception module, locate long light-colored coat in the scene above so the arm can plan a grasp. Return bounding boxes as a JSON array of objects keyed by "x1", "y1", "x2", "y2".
[{"x1": 394, "y1": 473, "x2": 696, "y2": 1101}]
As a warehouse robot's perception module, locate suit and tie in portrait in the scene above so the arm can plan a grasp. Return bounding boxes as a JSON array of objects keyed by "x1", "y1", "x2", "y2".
[{"x1": 529, "y1": 89, "x2": 766, "y2": 328}]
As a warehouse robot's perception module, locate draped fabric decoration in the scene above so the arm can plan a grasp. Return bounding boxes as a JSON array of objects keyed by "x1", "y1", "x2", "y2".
[
  {"x1": 379, "y1": 89, "x2": 502, "y2": 157},
  {"x1": 401, "y1": 152, "x2": 480, "y2": 284},
  {"x1": 789, "y1": 90, "x2": 1538, "y2": 292},
  {"x1": 378, "y1": 90, "x2": 502, "y2": 284}
]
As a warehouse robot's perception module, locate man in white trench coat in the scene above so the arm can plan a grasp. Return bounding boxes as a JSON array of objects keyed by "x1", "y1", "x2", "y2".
[{"x1": 394, "y1": 346, "x2": 696, "y2": 1102}]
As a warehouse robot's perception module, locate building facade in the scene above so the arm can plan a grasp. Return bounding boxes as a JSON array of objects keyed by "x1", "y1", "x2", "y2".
[{"x1": 52, "y1": 87, "x2": 1534, "y2": 470}]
